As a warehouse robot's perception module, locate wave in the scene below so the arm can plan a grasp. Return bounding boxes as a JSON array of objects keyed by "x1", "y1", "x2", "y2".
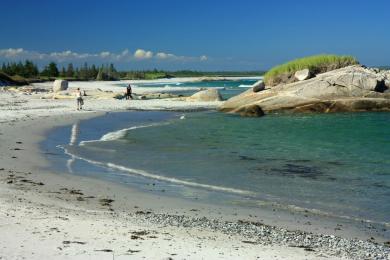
[
  {"x1": 139, "y1": 81, "x2": 183, "y2": 86},
  {"x1": 107, "y1": 163, "x2": 256, "y2": 196},
  {"x1": 60, "y1": 146, "x2": 255, "y2": 196},
  {"x1": 80, "y1": 121, "x2": 171, "y2": 145},
  {"x1": 100, "y1": 122, "x2": 170, "y2": 141},
  {"x1": 237, "y1": 84, "x2": 253, "y2": 88}
]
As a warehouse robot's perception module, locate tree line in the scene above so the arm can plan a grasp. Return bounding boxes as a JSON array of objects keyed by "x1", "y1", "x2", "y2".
[
  {"x1": 1, "y1": 60, "x2": 265, "y2": 81},
  {"x1": 0, "y1": 61, "x2": 174, "y2": 80},
  {"x1": 1, "y1": 61, "x2": 119, "y2": 80}
]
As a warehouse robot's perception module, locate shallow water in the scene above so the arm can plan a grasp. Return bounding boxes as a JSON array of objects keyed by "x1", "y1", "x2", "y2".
[{"x1": 46, "y1": 111, "x2": 390, "y2": 233}]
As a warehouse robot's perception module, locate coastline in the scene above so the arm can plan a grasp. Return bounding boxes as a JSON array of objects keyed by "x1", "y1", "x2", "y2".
[
  {"x1": 0, "y1": 81, "x2": 389, "y2": 259},
  {"x1": 0, "y1": 112, "x2": 326, "y2": 260}
]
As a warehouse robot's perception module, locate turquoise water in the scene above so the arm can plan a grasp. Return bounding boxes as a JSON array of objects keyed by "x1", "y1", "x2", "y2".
[
  {"x1": 121, "y1": 78, "x2": 259, "y2": 99},
  {"x1": 61, "y1": 112, "x2": 390, "y2": 227}
]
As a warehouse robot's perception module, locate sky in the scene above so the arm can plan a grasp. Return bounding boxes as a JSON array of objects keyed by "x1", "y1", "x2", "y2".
[{"x1": 1, "y1": 0, "x2": 390, "y2": 71}]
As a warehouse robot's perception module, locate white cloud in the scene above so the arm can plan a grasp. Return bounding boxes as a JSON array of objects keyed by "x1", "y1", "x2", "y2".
[
  {"x1": 115, "y1": 49, "x2": 132, "y2": 60},
  {"x1": 134, "y1": 49, "x2": 153, "y2": 59},
  {"x1": 200, "y1": 55, "x2": 208, "y2": 61},
  {"x1": 0, "y1": 48, "x2": 209, "y2": 64},
  {"x1": 100, "y1": 51, "x2": 111, "y2": 58},
  {"x1": 0, "y1": 48, "x2": 26, "y2": 57},
  {"x1": 121, "y1": 49, "x2": 129, "y2": 56},
  {"x1": 49, "y1": 50, "x2": 94, "y2": 61},
  {"x1": 156, "y1": 52, "x2": 176, "y2": 60}
]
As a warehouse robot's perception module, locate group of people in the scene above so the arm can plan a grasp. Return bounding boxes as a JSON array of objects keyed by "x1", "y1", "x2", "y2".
[{"x1": 74, "y1": 84, "x2": 134, "y2": 110}]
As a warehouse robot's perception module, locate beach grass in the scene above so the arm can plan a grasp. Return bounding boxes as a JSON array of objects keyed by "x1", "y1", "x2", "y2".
[{"x1": 264, "y1": 54, "x2": 358, "y2": 86}]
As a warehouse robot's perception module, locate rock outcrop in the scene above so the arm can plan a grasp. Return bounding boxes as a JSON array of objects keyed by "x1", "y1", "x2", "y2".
[
  {"x1": 187, "y1": 89, "x2": 222, "y2": 102},
  {"x1": 53, "y1": 80, "x2": 68, "y2": 92},
  {"x1": 219, "y1": 65, "x2": 390, "y2": 114}
]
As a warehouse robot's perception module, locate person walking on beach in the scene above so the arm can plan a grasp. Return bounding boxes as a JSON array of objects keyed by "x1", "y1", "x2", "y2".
[
  {"x1": 125, "y1": 84, "x2": 133, "y2": 100},
  {"x1": 75, "y1": 88, "x2": 84, "y2": 110}
]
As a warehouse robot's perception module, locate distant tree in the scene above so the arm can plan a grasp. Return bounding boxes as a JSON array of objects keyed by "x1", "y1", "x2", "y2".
[
  {"x1": 66, "y1": 63, "x2": 74, "y2": 77},
  {"x1": 78, "y1": 62, "x2": 89, "y2": 80},
  {"x1": 96, "y1": 67, "x2": 104, "y2": 81},
  {"x1": 24, "y1": 60, "x2": 39, "y2": 78},
  {"x1": 6, "y1": 62, "x2": 17, "y2": 76},
  {"x1": 41, "y1": 62, "x2": 59, "y2": 77},
  {"x1": 90, "y1": 64, "x2": 98, "y2": 79},
  {"x1": 5, "y1": 63, "x2": 14, "y2": 75},
  {"x1": 15, "y1": 61, "x2": 24, "y2": 76},
  {"x1": 74, "y1": 68, "x2": 79, "y2": 79},
  {"x1": 95, "y1": 64, "x2": 118, "y2": 81},
  {"x1": 2, "y1": 63, "x2": 11, "y2": 75},
  {"x1": 60, "y1": 67, "x2": 66, "y2": 78},
  {"x1": 0, "y1": 61, "x2": 37, "y2": 78},
  {"x1": 108, "y1": 63, "x2": 117, "y2": 79}
]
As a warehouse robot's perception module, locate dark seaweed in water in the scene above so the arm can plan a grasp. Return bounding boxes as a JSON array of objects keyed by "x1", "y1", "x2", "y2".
[
  {"x1": 239, "y1": 155, "x2": 257, "y2": 161},
  {"x1": 268, "y1": 163, "x2": 325, "y2": 180}
]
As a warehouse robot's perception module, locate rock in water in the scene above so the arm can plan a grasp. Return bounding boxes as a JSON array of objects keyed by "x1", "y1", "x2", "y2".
[
  {"x1": 239, "y1": 105, "x2": 265, "y2": 117},
  {"x1": 294, "y1": 69, "x2": 311, "y2": 81},
  {"x1": 187, "y1": 89, "x2": 222, "y2": 102},
  {"x1": 252, "y1": 80, "x2": 265, "y2": 92},
  {"x1": 53, "y1": 80, "x2": 68, "y2": 92}
]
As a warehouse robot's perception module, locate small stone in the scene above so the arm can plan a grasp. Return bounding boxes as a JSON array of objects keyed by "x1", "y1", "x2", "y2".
[
  {"x1": 239, "y1": 105, "x2": 265, "y2": 117},
  {"x1": 294, "y1": 69, "x2": 311, "y2": 81},
  {"x1": 252, "y1": 81, "x2": 265, "y2": 92}
]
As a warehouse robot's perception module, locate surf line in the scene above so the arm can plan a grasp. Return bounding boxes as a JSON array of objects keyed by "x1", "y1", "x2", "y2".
[
  {"x1": 79, "y1": 121, "x2": 172, "y2": 146},
  {"x1": 59, "y1": 146, "x2": 256, "y2": 197}
]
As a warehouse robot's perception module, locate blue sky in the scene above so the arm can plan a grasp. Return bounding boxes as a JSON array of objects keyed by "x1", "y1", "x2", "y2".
[{"x1": 1, "y1": 0, "x2": 389, "y2": 70}]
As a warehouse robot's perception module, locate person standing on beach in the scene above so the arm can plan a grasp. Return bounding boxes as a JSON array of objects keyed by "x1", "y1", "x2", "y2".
[
  {"x1": 75, "y1": 88, "x2": 84, "y2": 110},
  {"x1": 125, "y1": 84, "x2": 133, "y2": 100}
]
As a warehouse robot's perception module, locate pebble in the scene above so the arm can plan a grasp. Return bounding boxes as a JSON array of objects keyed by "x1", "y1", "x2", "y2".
[{"x1": 131, "y1": 212, "x2": 390, "y2": 260}]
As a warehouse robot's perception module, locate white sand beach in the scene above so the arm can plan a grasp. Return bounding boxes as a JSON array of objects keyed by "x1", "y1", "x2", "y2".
[
  {"x1": 0, "y1": 79, "x2": 388, "y2": 259},
  {"x1": 0, "y1": 78, "x2": 226, "y2": 123}
]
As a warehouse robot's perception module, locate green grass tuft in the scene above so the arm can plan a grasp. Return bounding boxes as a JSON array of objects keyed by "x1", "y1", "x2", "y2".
[{"x1": 264, "y1": 54, "x2": 359, "y2": 86}]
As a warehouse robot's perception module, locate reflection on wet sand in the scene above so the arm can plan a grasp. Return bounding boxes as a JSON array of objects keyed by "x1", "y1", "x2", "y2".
[{"x1": 66, "y1": 122, "x2": 79, "y2": 173}]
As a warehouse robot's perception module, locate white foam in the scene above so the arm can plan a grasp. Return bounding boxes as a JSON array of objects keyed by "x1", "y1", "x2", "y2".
[
  {"x1": 79, "y1": 121, "x2": 171, "y2": 146},
  {"x1": 59, "y1": 146, "x2": 255, "y2": 196},
  {"x1": 107, "y1": 163, "x2": 255, "y2": 196},
  {"x1": 237, "y1": 84, "x2": 252, "y2": 88},
  {"x1": 102, "y1": 122, "x2": 170, "y2": 141},
  {"x1": 140, "y1": 81, "x2": 182, "y2": 86}
]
